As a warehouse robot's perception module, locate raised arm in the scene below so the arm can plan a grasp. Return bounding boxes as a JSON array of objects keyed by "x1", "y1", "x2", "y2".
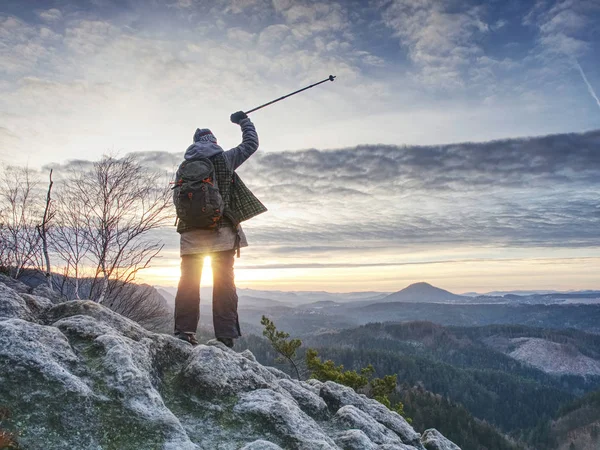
[{"x1": 223, "y1": 111, "x2": 259, "y2": 171}]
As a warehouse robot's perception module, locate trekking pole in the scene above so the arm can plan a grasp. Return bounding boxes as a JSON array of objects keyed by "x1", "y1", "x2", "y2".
[{"x1": 244, "y1": 75, "x2": 336, "y2": 115}]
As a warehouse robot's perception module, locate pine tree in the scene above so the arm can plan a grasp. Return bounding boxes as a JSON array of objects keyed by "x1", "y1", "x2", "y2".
[{"x1": 260, "y1": 316, "x2": 302, "y2": 379}]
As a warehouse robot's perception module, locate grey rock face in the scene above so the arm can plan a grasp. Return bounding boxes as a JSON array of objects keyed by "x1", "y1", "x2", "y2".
[
  {"x1": 334, "y1": 405, "x2": 405, "y2": 445},
  {"x1": 31, "y1": 284, "x2": 67, "y2": 304},
  {"x1": 181, "y1": 344, "x2": 280, "y2": 397},
  {"x1": 0, "y1": 282, "x2": 32, "y2": 320},
  {"x1": 20, "y1": 293, "x2": 55, "y2": 315},
  {"x1": 241, "y1": 440, "x2": 284, "y2": 450},
  {"x1": 379, "y1": 445, "x2": 421, "y2": 450},
  {"x1": 43, "y1": 300, "x2": 152, "y2": 340},
  {"x1": 421, "y1": 429, "x2": 461, "y2": 450},
  {"x1": 321, "y1": 381, "x2": 423, "y2": 449},
  {"x1": 240, "y1": 348, "x2": 258, "y2": 362},
  {"x1": 0, "y1": 274, "x2": 30, "y2": 293},
  {"x1": 336, "y1": 429, "x2": 379, "y2": 450},
  {"x1": 0, "y1": 279, "x2": 459, "y2": 450},
  {"x1": 0, "y1": 318, "x2": 91, "y2": 396},
  {"x1": 235, "y1": 388, "x2": 338, "y2": 449},
  {"x1": 278, "y1": 378, "x2": 329, "y2": 419}
]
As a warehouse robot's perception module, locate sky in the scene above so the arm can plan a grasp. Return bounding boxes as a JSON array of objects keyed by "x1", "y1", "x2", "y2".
[{"x1": 1, "y1": 0, "x2": 599, "y2": 293}]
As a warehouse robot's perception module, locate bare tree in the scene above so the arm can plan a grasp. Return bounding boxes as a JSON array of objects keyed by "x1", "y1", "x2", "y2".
[
  {"x1": 0, "y1": 166, "x2": 42, "y2": 279},
  {"x1": 103, "y1": 282, "x2": 173, "y2": 332},
  {"x1": 51, "y1": 180, "x2": 91, "y2": 299},
  {"x1": 69, "y1": 155, "x2": 172, "y2": 303},
  {"x1": 36, "y1": 169, "x2": 55, "y2": 290}
]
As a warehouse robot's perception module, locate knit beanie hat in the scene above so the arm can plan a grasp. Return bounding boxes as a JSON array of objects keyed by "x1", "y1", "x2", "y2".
[{"x1": 193, "y1": 128, "x2": 217, "y2": 144}]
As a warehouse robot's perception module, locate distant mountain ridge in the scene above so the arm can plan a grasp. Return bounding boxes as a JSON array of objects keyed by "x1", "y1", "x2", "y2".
[
  {"x1": 156, "y1": 282, "x2": 600, "y2": 308},
  {"x1": 380, "y1": 282, "x2": 466, "y2": 303}
]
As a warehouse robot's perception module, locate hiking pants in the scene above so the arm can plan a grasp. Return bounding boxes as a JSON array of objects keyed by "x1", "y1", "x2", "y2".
[{"x1": 174, "y1": 249, "x2": 241, "y2": 339}]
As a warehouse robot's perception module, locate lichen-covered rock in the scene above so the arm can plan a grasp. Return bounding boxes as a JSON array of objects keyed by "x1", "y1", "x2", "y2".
[
  {"x1": 0, "y1": 319, "x2": 91, "y2": 395},
  {"x1": 241, "y1": 440, "x2": 284, "y2": 450},
  {"x1": 181, "y1": 344, "x2": 279, "y2": 397},
  {"x1": 336, "y1": 429, "x2": 379, "y2": 450},
  {"x1": 240, "y1": 348, "x2": 258, "y2": 362},
  {"x1": 0, "y1": 319, "x2": 99, "y2": 448},
  {"x1": 0, "y1": 279, "x2": 459, "y2": 450},
  {"x1": 421, "y1": 429, "x2": 461, "y2": 450},
  {"x1": 305, "y1": 378, "x2": 325, "y2": 394},
  {"x1": 43, "y1": 300, "x2": 152, "y2": 340},
  {"x1": 31, "y1": 284, "x2": 67, "y2": 304},
  {"x1": 335, "y1": 428, "x2": 417, "y2": 450},
  {"x1": 234, "y1": 389, "x2": 338, "y2": 450},
  {"x1": 278, "y1": 378, "x2": 329, "y2": 419},
  {"x1": 379, "y1": 445, "x2": 420, "y2": 450},
  {"x1": 91, "y1": 333, "x2": 197, "y2": 448},
  {"x1": 20, "y1": 292, "x2": 55, "y2": 315},
  {"x1": 321, "y1": 381, "x2": 423, "y2": 449},
  {"x1": 0, "y1": 282, "x2": 32, "y2": 320},
  {"x1": 265, "y1": 365, "x2": 292, "y2": 380},
  {"x1": 0, "y1": 274, "x2": 30, "y2": 293},
  {"x1": 333, "y1": 405, "x2": 405, "y2": 446}
]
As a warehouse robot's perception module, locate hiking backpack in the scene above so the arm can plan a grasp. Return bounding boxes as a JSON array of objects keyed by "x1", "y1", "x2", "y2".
[{"x1": 172, "y1": 158, "x2": 224, "y2": 229}]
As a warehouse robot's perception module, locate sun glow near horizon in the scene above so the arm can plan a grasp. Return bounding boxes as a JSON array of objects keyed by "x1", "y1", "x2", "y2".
[
  {"x1": 137, "y1": 253, "x2": 600, "y2": 294},
  {"x1": 140, "y1": 256, "x2": 303, "y2": 288}
]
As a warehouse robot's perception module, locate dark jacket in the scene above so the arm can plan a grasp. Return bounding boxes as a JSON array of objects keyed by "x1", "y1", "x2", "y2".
[{"x1": 176, "y1": 118, "x2": 267, "y2": 235}]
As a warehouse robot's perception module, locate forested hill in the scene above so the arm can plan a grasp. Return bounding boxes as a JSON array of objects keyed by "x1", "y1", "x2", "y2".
[
  {"x1": 348, "y1": 302, "x2": 600, "y2": 333},
  {"x1": 252, "y1": 321, "x2": 600, "y2": 448},
  {"x1": 305, "y1": 322, "x2": 600, "y2": 377},
  {"x1": 527, "y1": 390, "x2": 600, "y2": 449},
  {"x1": 397, "y1": 385, "x2": 525, "y2": 450}
]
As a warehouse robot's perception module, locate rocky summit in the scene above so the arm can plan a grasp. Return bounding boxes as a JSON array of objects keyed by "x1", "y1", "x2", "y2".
[{"x1": 0, "y1": 278, "x2": 459, "y2": 450}]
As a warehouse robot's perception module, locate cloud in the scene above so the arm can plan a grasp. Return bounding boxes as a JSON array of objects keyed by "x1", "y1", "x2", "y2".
[
  {"x1": 64, "y1": 20, "x2": 121, "y2": 54},
  {"x1": 236, "y1": 256, "x2": 600, "y2": 271},
  {"x1": 527, "y1": 0, "x2": 598, "y2": 59},
  {"x1": 273, "y1": 1, "x2": 349, "y2": 37},
  {"x1": 171, "y1": 0, "x2": 194, "y2": 8},
  {"x1": 248, "y1": 130, "x2": 600, "y2": 191},
  {"x1": 519, "y1": 1, "x2": 600, "y2": 116},
  {"x1": 0, "y1": 126, "x2": 21, "y2": 157},
  {"x1": 46, "y1": 129, "x2": 600, "y2": 252},
  {"x1": 38, "y1": 8, "x2": 63, "y2": 22},
  {"x1": 0, "y1": 15, "x2": 57, "y2": 74},
  {"x1": 376, "y1": 0, "x2": 491, "y2": 88},
  {"x1": 1, "y1": 0, "x2": 598, "y2": 174},
  {"x1": 1, "y1": 2, "x2": 399, "y2": 164}
]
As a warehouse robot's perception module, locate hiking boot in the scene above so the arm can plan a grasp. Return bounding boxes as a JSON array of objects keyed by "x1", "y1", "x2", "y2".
[
  {"x1": 175, "y1": 332, "x2": 198, "y2": 346},
  {"x1": 216, "y1": 337, "x2": 234, "y2": 348}
]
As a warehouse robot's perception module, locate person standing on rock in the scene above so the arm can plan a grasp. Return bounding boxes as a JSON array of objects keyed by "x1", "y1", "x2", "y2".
[{"x1": 172, "y1": 111, "x2": 267, "y2": 347}]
